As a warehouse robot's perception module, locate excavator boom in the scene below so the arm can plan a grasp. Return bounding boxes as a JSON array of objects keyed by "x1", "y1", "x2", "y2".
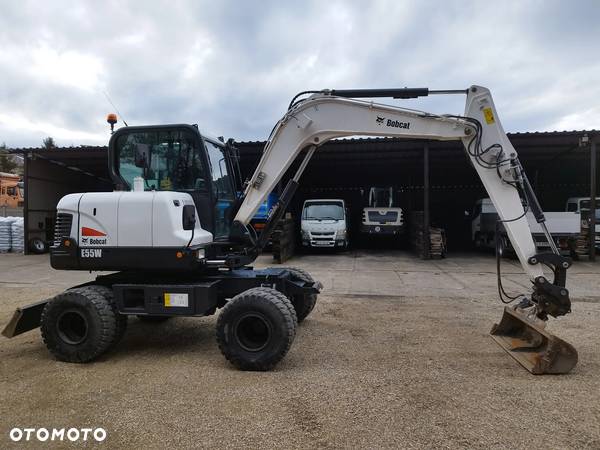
[{"x1": 231, "y1": 85, "x2": 577, "y2": 374}]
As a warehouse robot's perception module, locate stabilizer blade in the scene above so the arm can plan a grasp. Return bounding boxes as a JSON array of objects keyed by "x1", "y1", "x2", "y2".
[{"x1": 1, "y1": 300, "x2": 48, "y2": 338}]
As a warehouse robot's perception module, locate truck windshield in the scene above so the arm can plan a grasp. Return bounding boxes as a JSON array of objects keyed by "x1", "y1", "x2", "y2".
[
  {"x1": 369, "y1": 187, "x2": 393, "y2": 207},
  {"x1": 303, "y1": 202, "x2": 344, "y2": 220}
]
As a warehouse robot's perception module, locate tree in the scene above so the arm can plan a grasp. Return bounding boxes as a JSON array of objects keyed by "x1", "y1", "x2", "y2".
[
  {"x1": 42, "y1": 136, "x2": 56, "y2": 149},
  {"x1": 0, "y1": 143, "x2": 17, "y2": 173}
]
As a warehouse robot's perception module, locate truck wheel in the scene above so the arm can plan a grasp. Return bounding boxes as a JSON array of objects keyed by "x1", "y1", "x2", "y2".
[
  {"x1": 77, "y1": 285, "x2": 127, "y2": 347},
  {"x1": 280, "y1": 267, "x2": 318, "y2": 323},
  {"x1": 40, "y1": 287, "x2": 120, "y2": 363},
  {"x1": 137, "y1": 315, "x2": 171, "y2": 323},
  {"x1": 216, "y1": 287, "x2": 296, "y2": 371},
  {"x1": 28, "y1": 237, "x2": 48, "y2": 254}
]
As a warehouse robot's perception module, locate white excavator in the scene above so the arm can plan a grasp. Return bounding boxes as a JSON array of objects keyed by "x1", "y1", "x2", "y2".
[{"x1": 3, "y1": 85, "x2": 577, "y2": 374}]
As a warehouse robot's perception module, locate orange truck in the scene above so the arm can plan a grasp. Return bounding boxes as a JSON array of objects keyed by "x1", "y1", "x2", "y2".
[{"x1": 0, "y1": 172, "x2": 23, "y2": 208}]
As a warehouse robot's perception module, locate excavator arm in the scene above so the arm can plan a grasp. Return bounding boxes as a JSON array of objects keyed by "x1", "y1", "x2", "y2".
[{"x1": 230, "y1": 85, "x2": 577, "y2": 374}]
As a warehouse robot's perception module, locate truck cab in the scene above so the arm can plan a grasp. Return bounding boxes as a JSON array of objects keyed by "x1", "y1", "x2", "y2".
[
  {"x1": 301, "y1": 199, "x2": 348, "y2": 249},
  {"x1": 361, "y1": 187, "x2": 404, "y2": 236},
  {"x1": 472, "y1": 198, "x2": 579, "y2": 255}
]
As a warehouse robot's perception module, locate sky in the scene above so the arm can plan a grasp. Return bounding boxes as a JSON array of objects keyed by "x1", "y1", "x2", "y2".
[{"x1": 1, "y1": 0, "x2": 599, "y2": 148}]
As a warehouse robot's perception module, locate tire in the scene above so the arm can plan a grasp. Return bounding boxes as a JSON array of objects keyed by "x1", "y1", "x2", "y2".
[
  {"x1": 216, "y1": 287, "x2": 297, "y2": 371},
  {"x1": 77, "y1": 285, "x2": 127, "y2": 347},
  {"x1": 40, "y1": 287, "x2": 120, "y2": 363},
  {"x1": 137, "y1": 315, "x2": 171, "y2": 323},
  {"x1": 248, "y1": 287, "x2": 298, "y2": 337},
  {"x1": 279, "y1": 267, "x2": 318, "y2": 323},
  {"x1": 28, "y1": 237, "x2": 48, "y2": 254}
]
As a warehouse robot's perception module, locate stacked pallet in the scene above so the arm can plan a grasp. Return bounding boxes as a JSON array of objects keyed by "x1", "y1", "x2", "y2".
[
  {"x1": 272, "y1": 214, "x2": 296, "y2": 263},
  {"x1": 409, "y1": 211, "x2": 447, "y2": 259},
  {"x1": 575, "y1": 219, "x2": 590, "y2": 256}
]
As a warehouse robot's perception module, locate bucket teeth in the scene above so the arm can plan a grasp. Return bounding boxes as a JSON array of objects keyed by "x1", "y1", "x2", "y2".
[{"x1": 490, "y1": 306, "x2": 578, "y2": 375}]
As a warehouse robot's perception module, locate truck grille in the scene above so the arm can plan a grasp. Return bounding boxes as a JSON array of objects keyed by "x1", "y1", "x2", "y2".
[
  {"x1": 53, "y1": 213, "x2": 73, "y2": 247},
  {"x1": 368, "y1": 211, "x2": 398, "y2": 222}
]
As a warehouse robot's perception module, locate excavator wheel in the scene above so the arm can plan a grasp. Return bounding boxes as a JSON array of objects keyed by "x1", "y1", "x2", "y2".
[
  {"x1": 216, "y1": 287, "x2": 296, "y2": 371},
  {"x1": 490, "y1": 307, "x2": 578, "y2": 375},
  {"x1": 279, "y1": 267, "x2": 318, "y2": 322},
  {"x1": 76, "y1": 285, "x2": 127, "y2": 348},
  {"x1": 41, "y1": 287, "x2": 121, "y2": 363}
]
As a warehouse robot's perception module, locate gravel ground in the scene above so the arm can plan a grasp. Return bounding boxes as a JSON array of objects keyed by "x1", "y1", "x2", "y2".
[{"x1": 1, "y1": 252, "x2": 599, "y2": 449}]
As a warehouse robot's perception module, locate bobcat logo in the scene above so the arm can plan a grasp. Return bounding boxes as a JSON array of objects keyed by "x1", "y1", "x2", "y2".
[{"x1": 376, "y1": 116, "x2": 385, "y2": 125}]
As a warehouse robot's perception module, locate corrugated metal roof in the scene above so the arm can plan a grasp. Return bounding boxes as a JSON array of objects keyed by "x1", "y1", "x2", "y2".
[
  {"x1": 9, "y1": 145, "x2": 107, "y2": 153},
  {"x1": 7, "y1": 129, "x2": 597, "y2": 154}
]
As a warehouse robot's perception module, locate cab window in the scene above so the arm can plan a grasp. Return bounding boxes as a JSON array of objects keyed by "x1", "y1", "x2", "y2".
[
  {"x1": 205, "y1": 141, "x2": 235, "y2": 200},
  {"x1": 205, "y1": 140, "x2": 235, "y2": 239},
  {"x1": 116, "y1": 129, "x2": 208, "y2": 191}
]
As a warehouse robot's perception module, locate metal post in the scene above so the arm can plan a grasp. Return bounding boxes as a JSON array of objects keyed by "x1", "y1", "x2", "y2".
[
  {"x1": 423, "y1": 143, "x2": 430, "y2": 259},
  {"x1": 23, "y1": 152, "x2": 29, "y2": 254},
  {"x1": 590, "y1": 138, "x2": 597, "y2": 261}
]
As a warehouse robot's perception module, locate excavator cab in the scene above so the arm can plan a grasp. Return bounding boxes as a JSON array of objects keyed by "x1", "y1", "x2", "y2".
[{"x1": 108, "y1": 125, "x2": 240, "y2": 241}]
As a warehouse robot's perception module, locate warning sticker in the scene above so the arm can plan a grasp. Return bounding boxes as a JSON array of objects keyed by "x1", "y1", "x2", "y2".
[
  {"x1": 483, "y1": 107, "x2": 495, "y2": 124},
  {"x1": 164, "y1": 293, "x2": 189, "y2": 307}
]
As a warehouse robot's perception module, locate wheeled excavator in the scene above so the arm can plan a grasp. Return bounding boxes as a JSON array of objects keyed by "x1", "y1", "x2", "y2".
[{"x1": 3, "y1": 85, "x2": 578, "y2": 374}]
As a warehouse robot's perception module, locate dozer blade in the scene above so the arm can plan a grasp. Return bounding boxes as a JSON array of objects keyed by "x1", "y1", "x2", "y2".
[
  {"x1": 490, "y1": 306, "x2": 578, "y2": 375},
  {"x1": 1, "y1": 300, "x2": 48, "y2": 338}
]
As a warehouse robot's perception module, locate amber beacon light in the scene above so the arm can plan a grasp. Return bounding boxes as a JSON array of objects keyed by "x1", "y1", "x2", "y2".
[{"x1": 106, "y1": 113, "x2": 118, "y2": 133}]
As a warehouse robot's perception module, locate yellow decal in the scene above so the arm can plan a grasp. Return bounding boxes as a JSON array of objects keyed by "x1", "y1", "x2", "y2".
[
  {"x1": 164, "y1": 293, "x2": 171, "y2": 306},
  {"x1": 483, "y1": 107, "x2": 495, "y2": 124}
]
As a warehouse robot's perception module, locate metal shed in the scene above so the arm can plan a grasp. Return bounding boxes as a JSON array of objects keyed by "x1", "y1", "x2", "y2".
[
  {"x1": 12, "y1": 130, "x2": 598, "y2": 255},
  {"x1": 11, "y1": 147, "x2": 111, "y2": 252}
]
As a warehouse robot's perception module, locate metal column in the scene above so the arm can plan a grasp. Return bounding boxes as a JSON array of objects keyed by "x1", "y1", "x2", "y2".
[
  {"x1": 590, "y1": 138, "x2": 597, "y2": 261},
  {"x1": 423, "y1": 143, "x2": 430, "y2": 259},
  {"x1": 23, "y1": 152, "x2": 30, "y2": 255}
]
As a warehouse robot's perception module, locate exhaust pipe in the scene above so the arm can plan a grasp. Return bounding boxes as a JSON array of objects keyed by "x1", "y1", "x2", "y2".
[{"x1": 491, "y1": 306, "x2": 578, "y2": 375}]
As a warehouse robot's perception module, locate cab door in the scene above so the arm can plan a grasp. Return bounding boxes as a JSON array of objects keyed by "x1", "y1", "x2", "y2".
[{"x1": 204, "y1": 139, "x2": 236, "y2": 240}]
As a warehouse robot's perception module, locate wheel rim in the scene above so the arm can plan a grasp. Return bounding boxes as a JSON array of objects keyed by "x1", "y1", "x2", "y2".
[
  {"x1": 57, "y1": 310, "x2": 89, "y2": 345},
  {"x1": 34, "y1": 240, "x2": 44, "y2": 251},
  {"x1": 234, "y1": 313, "x2": 272, "y2": 352}
]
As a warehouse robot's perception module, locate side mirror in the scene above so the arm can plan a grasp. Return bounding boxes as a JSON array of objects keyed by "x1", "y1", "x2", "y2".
[{"x1": 182, "y1": 205, "x2": 196, "y2": 230}]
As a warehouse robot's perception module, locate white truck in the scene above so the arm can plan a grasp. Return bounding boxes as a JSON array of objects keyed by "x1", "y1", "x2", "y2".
[
  {"x1": 472, "y1": 198, "x2": 580, "y2": 255},
  {"x1": 300, "y1": 199, "x2": 349, "y2": 249},
  {"x1": 361, "y1": 187, "x2": 404, "y2": 236}
]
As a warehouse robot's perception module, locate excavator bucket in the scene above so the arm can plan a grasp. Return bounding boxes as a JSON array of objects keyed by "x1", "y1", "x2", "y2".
[{"x1": 490, "y1": 307, "x2": 578, "y2": 375}]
